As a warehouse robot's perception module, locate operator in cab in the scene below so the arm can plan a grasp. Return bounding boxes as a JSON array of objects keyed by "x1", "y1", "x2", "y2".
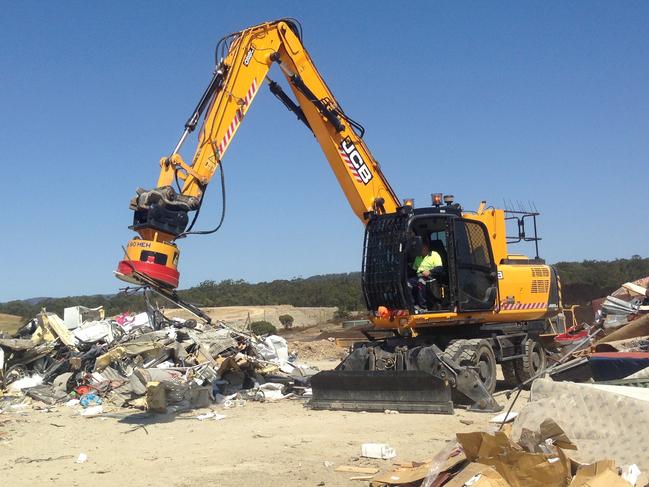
[{"x1": 409, "y1": 243, "x2": 443, "y2": 311}]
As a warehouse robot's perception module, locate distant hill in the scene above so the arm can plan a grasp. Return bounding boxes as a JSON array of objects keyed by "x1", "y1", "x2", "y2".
[{"x1": 1, "y1": 257, "x2": 647, "y2": 323}]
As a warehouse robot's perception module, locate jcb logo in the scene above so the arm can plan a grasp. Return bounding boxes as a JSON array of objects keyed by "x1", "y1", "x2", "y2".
[{"x1": 341, "y1": 137, "x2": 373, "y2": 185}]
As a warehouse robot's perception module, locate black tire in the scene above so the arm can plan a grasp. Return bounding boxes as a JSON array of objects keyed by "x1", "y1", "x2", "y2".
[
  {"x1": 501, "y1": 361, "x2": 518, "y2": 387},
  {"x1": 443, "y1": 339, "x2": 478, "y2": 365},
  {"x1": 514, "y1": 338, "x2": 547, "y2": 385},
  {"x1": 473, "y1": 340, "x2": 498, "y2": 394},
  {"x1": 443, "y1": 338, "x2": 497, "y2": 394}
]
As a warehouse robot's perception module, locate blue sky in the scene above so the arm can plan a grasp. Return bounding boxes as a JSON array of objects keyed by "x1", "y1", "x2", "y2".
[{"x1": 1, "y1": 2, "x2": 647, "y2": 301}]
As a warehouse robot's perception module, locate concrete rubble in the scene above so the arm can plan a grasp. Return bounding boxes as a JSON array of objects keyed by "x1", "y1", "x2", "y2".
[{"x1": 0, "y1": 305, "x2": 315, "y2": 415}]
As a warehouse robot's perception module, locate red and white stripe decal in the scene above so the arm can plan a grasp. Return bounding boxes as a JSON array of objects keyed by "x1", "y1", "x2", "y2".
[
  {"x1": 216, "y1": 78, "x2": 259, "y2": 156},
  {"x1": 499, "y1": 301, "x2": 546, "y2": 310},
  {"x1": 338, "y1": 147, "x2": 363, "y2": 183}
]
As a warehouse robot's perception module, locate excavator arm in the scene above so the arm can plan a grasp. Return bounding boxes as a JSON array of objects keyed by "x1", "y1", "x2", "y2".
[{"x1": 117, "y1": 19, "x2": 399, "y2": 289}]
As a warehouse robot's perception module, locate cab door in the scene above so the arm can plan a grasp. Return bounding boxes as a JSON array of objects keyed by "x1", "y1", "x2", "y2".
[
  {"x1": 451, "y1": 219, "x2": 498, "y2": 311},
  {"x1": 362, "y1": 212, "x2": 411, "y2": 311}
]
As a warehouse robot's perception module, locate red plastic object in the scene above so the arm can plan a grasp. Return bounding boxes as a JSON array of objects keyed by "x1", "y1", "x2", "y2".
[
  {"x1": 117, "y1": 260, "x2": 179, "y2": 289},
  {"x1": 75, "y1": 385, "x2": 90, "y2": 396},
  {"x1": 555, "y1": 330, "x2": 588, "y2": 343}
]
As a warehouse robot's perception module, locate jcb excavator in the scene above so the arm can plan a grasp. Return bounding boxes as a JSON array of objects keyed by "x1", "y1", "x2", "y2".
[{"x1": 116, "y1": 19, "x2": 562, "y2": 413}]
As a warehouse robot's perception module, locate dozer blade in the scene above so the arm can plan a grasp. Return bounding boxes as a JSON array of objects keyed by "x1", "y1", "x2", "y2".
[{"x1": 308, "y1": 370, "x2": 454, "y2": 414}]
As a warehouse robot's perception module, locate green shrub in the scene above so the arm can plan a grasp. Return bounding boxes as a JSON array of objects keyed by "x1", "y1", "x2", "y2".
[
  {"x1": 250, "y1": 320, "x2": 277, "y2": 336},
  {"x1": 278, "y1": 314, "x2": 294, "y2": 329},
  {"x1": 334, "y1": 307, "x2": 352, "y2": 320}
]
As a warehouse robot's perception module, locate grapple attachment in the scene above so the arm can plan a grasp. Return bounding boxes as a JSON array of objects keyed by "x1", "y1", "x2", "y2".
[{"x1": 116, "y1": 236, "x2": 180, "y2": 289}]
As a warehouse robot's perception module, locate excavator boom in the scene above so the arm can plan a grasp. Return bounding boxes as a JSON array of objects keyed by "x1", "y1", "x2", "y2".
[{"x1": 117, "y1": 19, "x2": 399, "y2": 290}]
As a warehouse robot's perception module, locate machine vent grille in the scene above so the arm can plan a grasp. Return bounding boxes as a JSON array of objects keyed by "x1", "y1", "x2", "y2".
[
  {"x1": 531, "y1": 267, "x2": 550, "y2": 278},
  {"x1": 531, "y1": 279, "x2": 550, "y2": 293}
]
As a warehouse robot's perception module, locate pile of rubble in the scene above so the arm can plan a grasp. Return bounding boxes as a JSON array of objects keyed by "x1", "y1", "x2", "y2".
[
  {"x1": 547, "y1": 276, "x2": 649, "y2": 384},
  {"x1": 0, "y1": 305, "x2": 315, "y2": 415}
]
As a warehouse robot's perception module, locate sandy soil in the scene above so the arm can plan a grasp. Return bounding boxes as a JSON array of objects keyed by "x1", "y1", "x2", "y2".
[
  {"x1": 0, "y1": 313, "x2": 22, "y2": 335},
  {"x1": 290, "y1": 339, "x2": 349, "y2": 361},
  {"x1": 166, "y1": 305, "x2": 337, "y2": 330},
  {"x1": 1, "y1": 374, "x2": 527, "y2": 487}
]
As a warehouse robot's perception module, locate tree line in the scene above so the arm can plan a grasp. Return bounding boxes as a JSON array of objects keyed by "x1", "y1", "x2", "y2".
[
  {"x1": 1, "y1": 257, "x2": 647, "y2": 322},
  {"x1": 0, "y1": 273, "x2": 365, "y2": 321}
]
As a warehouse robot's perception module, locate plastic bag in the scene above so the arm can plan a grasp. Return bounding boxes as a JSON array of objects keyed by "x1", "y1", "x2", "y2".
[
  {"x1": 79, "y1": 392, "x2": 102, "y2": 408},
  {"x1": 421, "y1": 441, "x2": 463, "y2": 487}
]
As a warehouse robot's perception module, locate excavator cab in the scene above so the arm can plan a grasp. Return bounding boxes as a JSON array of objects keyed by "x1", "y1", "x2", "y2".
[
  {"x1": 309, "y1": 201, "x2": 503, "y2": 414},
  {"x1": 310, "y1": 199, "x2": 561, "y2": 413},
  {"x1": 362, "y1": 203, "x2": 498, "y2": 318}
]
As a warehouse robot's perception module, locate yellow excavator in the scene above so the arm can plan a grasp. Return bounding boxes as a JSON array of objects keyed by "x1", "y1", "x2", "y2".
[{"x1": 116, "y1": 19, "x2": 562, "y2": 413}]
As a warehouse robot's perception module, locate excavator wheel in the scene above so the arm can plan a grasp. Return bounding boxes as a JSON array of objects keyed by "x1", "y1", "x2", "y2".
[
  {"x1": 500, "y1": 361, "x2": 518, "y2": 387},
  {"x1": 443, "y1": 339, "x2": 497, "y2": 394},
  {"x1": 514, "y1": 338, "x2": 547, "y2": 386}
]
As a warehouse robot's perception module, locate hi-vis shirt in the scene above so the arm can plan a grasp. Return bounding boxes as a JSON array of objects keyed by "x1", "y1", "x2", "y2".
[{"x1": 412, "y1": 252, "x2": 442, "y2": 275}]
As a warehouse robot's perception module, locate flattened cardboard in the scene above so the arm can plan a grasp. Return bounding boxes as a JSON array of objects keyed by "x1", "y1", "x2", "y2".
[
  {"x1": 444, "y1": 462, "x2": 508, "y2": 487},
  {"x1": 370, "y1": 451, "x2": 466, "y2": 487},
  {"x1": 457, "y1": 431, "x2": 571, "y2": 487},
  {"x1": 570, "y1": 460, "x2": 630, "y2": 487}
]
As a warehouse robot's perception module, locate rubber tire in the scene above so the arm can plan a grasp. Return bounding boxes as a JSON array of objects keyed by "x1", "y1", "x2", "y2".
[
  {"x1": 443, "y1": 339, "x2": 497, "y2": 394},
  {"x1": 501, "y1": 361, "x2": 518, "y2": 387},
  {"x1": 514, "y1": 338, "x2": 547, "y2": 385}
]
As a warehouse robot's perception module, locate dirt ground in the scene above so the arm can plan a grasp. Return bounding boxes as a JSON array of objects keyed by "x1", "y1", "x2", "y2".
[
  {"x1": 289, "y1": 339, "x2": 349, "y2": 361},
  {"x1": 1, "y1": 359, "x2": 527, "y2": 487},
  {"x1": 166, "y1": 305, "x2": 337, "y2": 331},
  {"x1": 0, "y1": 313, "x2": 22, "y2": 335}
]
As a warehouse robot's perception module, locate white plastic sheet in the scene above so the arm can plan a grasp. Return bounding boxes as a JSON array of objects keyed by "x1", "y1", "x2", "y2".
[
  {"x1": 8, "y1": 374, "x2": 43, "y2": 392},
  {"x1": 256, "y1": 335, "x2": 289, "y2": 364},
  {"x1": 257, "y1": 382, "x2": 288, "y2": 401},
  {"x1": 118, "y1": 312, "x2": 152, "y2": 333},
  {"x1": 73, "y1": 320, "x2": 115, "y2": 344},
  {"x1": 63, "y1": 306, "x2": 104, "y2": 330}
]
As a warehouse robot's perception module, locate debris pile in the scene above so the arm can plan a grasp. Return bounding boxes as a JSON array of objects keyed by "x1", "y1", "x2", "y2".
[
  {"x1": 367, "y1": 405, "x2": 646, "y2": 486},
  {"x1": 548, "y1": 277, "x2": 649, "y2": 384},
  {"x1": 0, "y1": 305, "x2": 314, "y2": 415},
  {"x1": 595, "y1": 276, "x2": 649, "y2": 329}
]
